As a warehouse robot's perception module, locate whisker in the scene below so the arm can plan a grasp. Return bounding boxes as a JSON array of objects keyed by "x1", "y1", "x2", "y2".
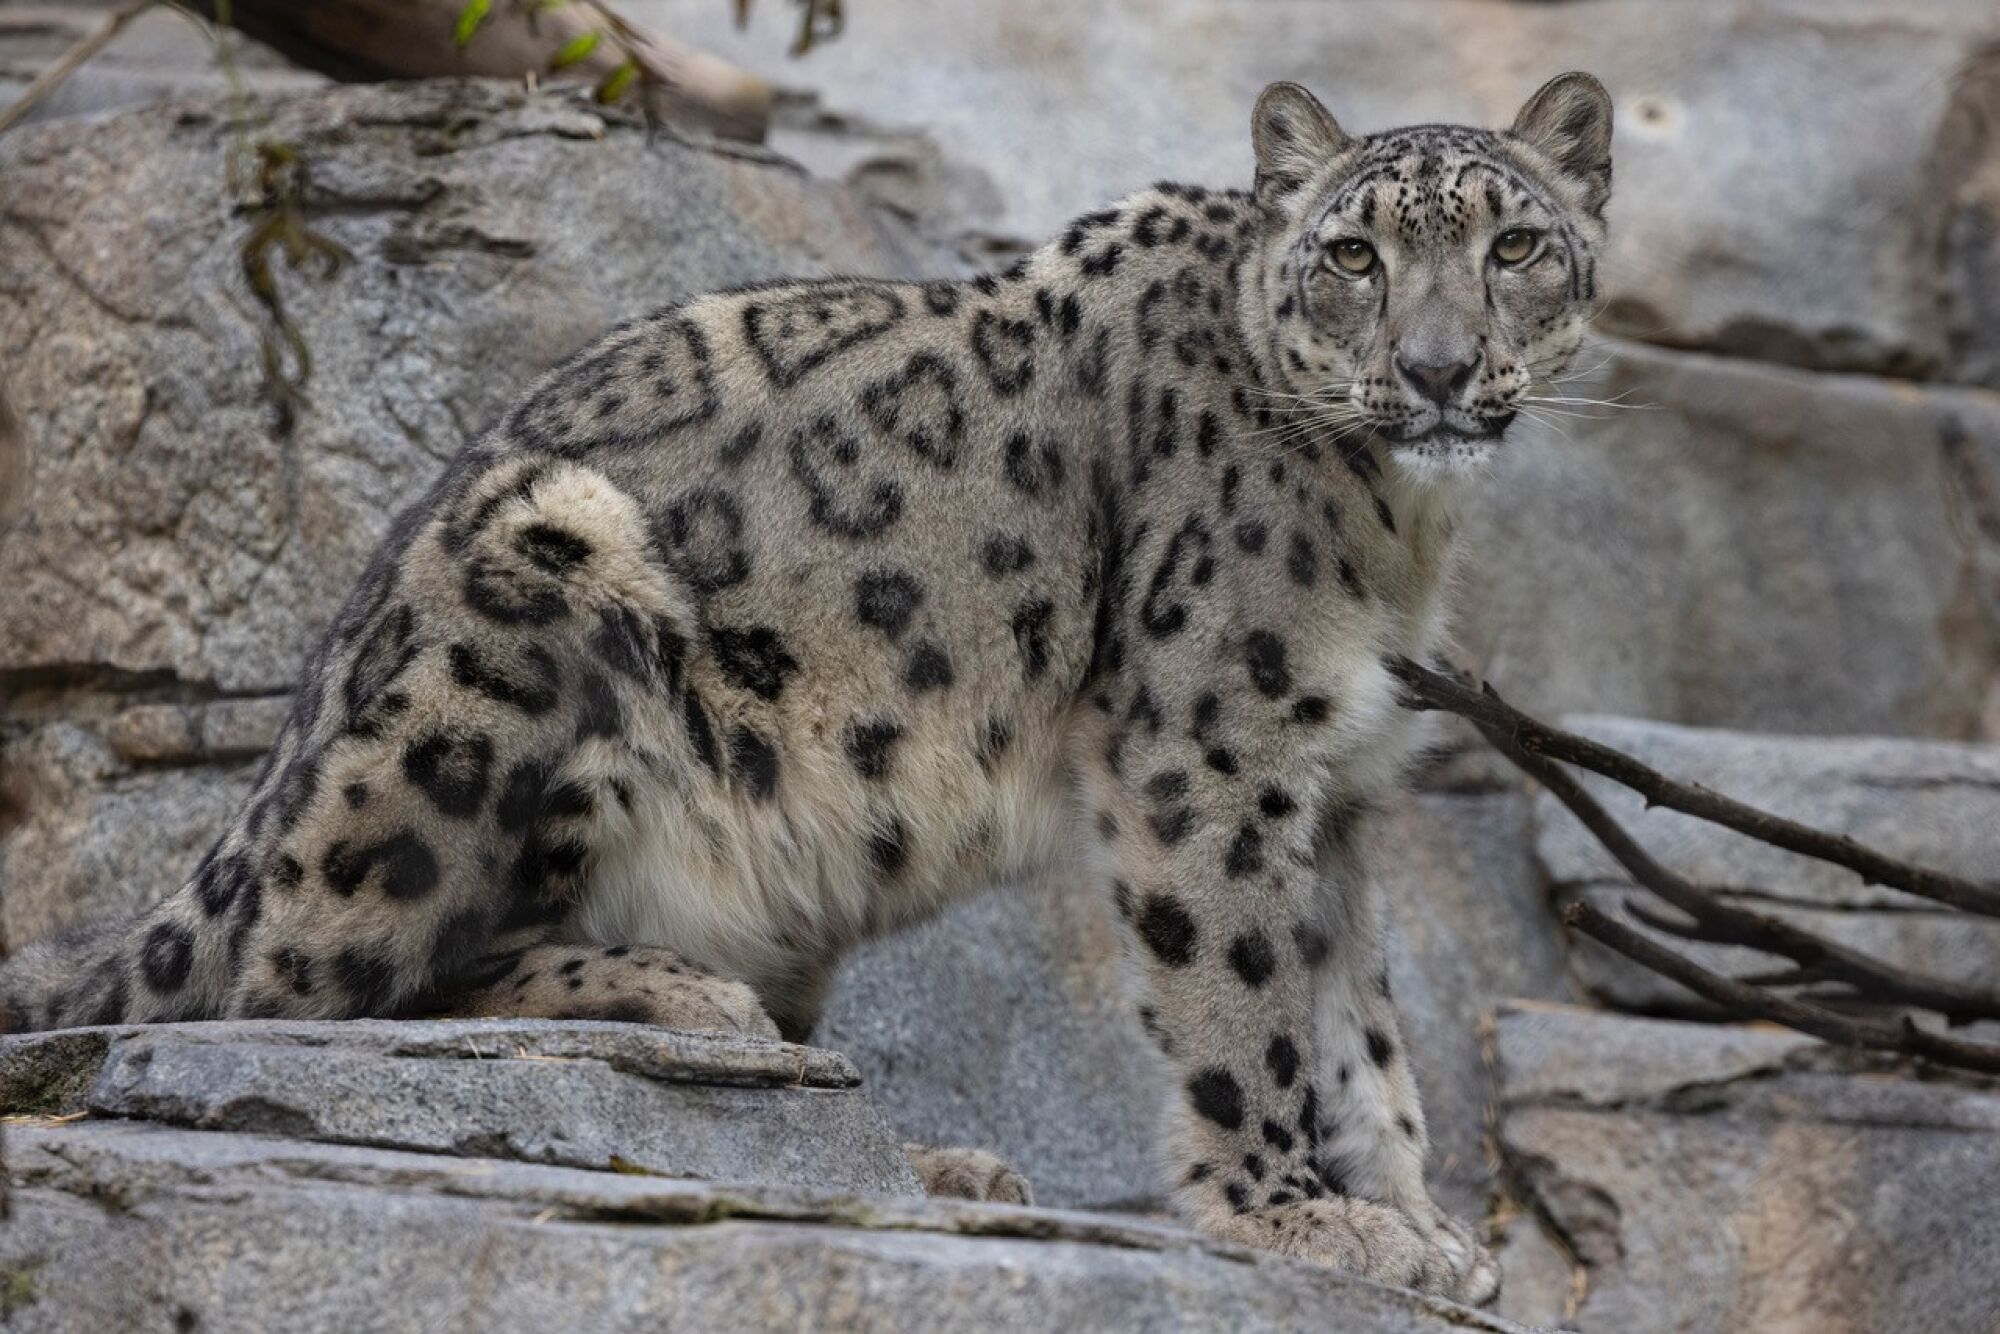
[
  {"x1": 1513, "y1": 405, "x2": 1575, "y2": 445},
  {"x1": 1517, "y1": 392, "x2": 1659, "y2": 414},
  {"x1": 1234, "y1": 382, "x2": 1357, "y2": 408}
]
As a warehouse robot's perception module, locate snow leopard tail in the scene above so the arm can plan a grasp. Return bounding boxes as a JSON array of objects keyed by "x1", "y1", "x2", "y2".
[{"x1": 0, "y1": 916, "x2": 152, "y2": 1034}]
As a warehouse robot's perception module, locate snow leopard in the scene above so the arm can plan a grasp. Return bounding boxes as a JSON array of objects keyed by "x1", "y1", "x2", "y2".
[{"x1": 0, "y1": 72, "x2": 1615, "y2": 1303}]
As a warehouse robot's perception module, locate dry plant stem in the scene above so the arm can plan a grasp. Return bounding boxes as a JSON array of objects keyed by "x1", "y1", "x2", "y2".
[
  {"x1": 1564, "y1": 902, "x2": 2000, "y2": 1076},
  {"x1": 0, "y1": 0, "x2": 156, "y2": 136},
  {"x1": 1475, "y1": 713, "x2": 2000, "y2": 1026},
  {"x1": 1385, "y1": 656, "x2": 2000, "y2": 919}
]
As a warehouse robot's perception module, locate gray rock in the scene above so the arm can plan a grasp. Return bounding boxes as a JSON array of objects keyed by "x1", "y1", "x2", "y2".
[
  {"x1": 0, "y1": 1120, "x2": 1538, "y2": 1334},
  {"x1": 0, "y1": 1018, "x2": 919, "y2": 1194},
  {"x1": 1934, "y1": 39, "x2": 2000, "y2": 388},
  {"x1": 1492, "y1": 1004, "x2": 2000, "y2": 1334},
  {"x1": 1529, "y1": 717, "x2": 2000, "y2": 1013},
  {"x1": 1457, "y1": 342, "x2": 2000, "y2": 738},
  {"x1": 643, "y1": 0, "x2": 2000, "y2": 384}
]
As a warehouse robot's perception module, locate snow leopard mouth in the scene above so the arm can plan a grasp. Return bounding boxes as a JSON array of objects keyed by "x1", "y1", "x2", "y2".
[{"x1": 1384, "y1": 420, "x2": 1511, "y2": 451}]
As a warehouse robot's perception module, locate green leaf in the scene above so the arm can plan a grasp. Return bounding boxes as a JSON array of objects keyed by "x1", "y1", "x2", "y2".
[
  {"x1": 594, "y1": 59, "x2": 640, "y2": 104},
  {"x1": 452, "y1": 0, "x2": 492, "y2": 49},
  {"x1": 549, "y1": 30, "x2": 602, "y2": 70}
]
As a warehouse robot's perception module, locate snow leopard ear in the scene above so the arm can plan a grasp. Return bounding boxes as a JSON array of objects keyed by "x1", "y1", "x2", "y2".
[
  {"x1": 1252, "y1": 82, "x2": 1350, "y2": 212},
  {"x1": 1510, "y1": 72, "x2": 1613, "y2": 216}
]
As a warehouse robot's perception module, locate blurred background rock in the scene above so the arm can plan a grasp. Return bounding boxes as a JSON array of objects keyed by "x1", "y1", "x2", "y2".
[{"x1": 2, "y1": 2, "x2": 1998, "y2": 1328}]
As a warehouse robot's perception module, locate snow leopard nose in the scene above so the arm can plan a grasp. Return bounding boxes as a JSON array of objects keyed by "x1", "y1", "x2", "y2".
[{"x1": 1393, "y1": 349, "x2": 1481, "y2": 407}]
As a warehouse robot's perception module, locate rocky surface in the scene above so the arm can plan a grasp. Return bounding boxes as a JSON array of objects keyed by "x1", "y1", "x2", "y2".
[
  {"x1": 1532, "y1": 717, "x2": 2000, "y2": 1014},
  {"x1": 1455, "y1": 344, "x2": 2000, "y2": 739},
  {"x1": 0, "y1": 1018, "x2": 1535, "y2": 1333},
  {"x1": 1492, "y1": 1004, "x2": 2000, "y2": 1333},
  {"x1": 646, "y1": 0, "x2": 2000, "y2": 387},
  {"x1": 0, "y1": 1018, "x2": 918, "y2": 1193}
]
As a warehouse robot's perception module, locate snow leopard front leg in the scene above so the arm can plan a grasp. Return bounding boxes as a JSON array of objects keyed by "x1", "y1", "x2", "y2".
[
  {"x1": 1083, "y1": 676, "x2": 1488, "y2": 1303},
  {"x1": 1312, "y1": 802, "x2": 1499, "y2": 1303}
]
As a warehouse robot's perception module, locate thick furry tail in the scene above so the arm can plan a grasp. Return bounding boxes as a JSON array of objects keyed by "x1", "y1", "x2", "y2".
[
  {"x1": 0, "y1": 858, "x2": 257, "y2": 1032},
  {"x1": 0, "y1": 918, "x2": 138, "y2": 1033}
]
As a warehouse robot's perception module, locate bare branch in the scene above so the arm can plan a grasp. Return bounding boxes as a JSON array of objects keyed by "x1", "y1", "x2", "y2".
[
  {"x1": 0, "y1": 0, "x2": 157, "y2": 137},
  {"x1": 1387, "y1": 655, "x2": 2000, "y2": 918},
  {"x1": 1464, "y1": 704, "x2": 2000, "y2": 1025},
  {"x1": 1388, "y1": 654, "x2": 2000, "y2": 1074},
  {"x1": 1565, "y1": 902, "x2": 2000, "y2": 1076}
]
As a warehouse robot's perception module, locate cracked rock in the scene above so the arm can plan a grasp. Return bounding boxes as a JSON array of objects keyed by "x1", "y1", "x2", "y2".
[
  {"x1": 1, "y1": 1018, "x2": 912, "y2": 1194},
  {"x1": 0, "y1": 1022, "x2": 1537, "y2": 1333},
  {"x1": 1492, "y1": 1004, "x2": 2000, "y2": 1333}
]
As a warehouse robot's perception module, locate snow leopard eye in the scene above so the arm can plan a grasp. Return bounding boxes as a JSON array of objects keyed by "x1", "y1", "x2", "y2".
[
  {"x1": 1492, "y1": 228, "x2": 1539, "y2": 265},
  {"x1": 1325, "y1": 238, "x2": 1377, "y2": 276}
]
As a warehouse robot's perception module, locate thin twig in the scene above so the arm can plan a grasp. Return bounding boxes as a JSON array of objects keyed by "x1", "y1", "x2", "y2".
[
  {"x1": 1386, "y1": 655, "x2": 2000, "y2": 919},
  {"x1": 0, "y1": 0, "x2": 157, "y2": 136},
  {"x1": 1390, "y1": 653, "x2": 2000, "y2": 1074},
  {"x1": 1475, "y1": 714, "x2": 2000, "y2": 1025},
  {"x1": 1565, "y1": 902, "x2": 2000, "y2": 1076}
]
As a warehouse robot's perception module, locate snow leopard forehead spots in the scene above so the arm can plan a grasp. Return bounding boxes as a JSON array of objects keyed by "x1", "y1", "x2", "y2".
[{"x1": 1310, "y1": 129, "x2": 1588, "y2": 294}]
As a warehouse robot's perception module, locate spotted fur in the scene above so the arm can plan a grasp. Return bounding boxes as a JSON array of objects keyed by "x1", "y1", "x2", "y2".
[{"x1": 0, "y1": 74, "x2": 1613, "y2": 1303}]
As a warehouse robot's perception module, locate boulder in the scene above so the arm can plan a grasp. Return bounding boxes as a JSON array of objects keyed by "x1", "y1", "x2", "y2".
[
  {"x1": 0, "y1": 1018, "x2": 918, "y2": 1194},
  {"x1": 1457, "y1": 341, "x2": 2000, "y2": 739},
  {"x1": 1530, "y1": 717, "x2": 2000, "y2": 1014},
  {"x1": 0, "y1": 1019, "x2": 1539, "y2": 1333},
  {"x1": 652, "y1": 0, "x2": 2000, "y2": 385},
  {"x1": 1492, "y1": 1003, "x2": 2000, "y2": 1333}
]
